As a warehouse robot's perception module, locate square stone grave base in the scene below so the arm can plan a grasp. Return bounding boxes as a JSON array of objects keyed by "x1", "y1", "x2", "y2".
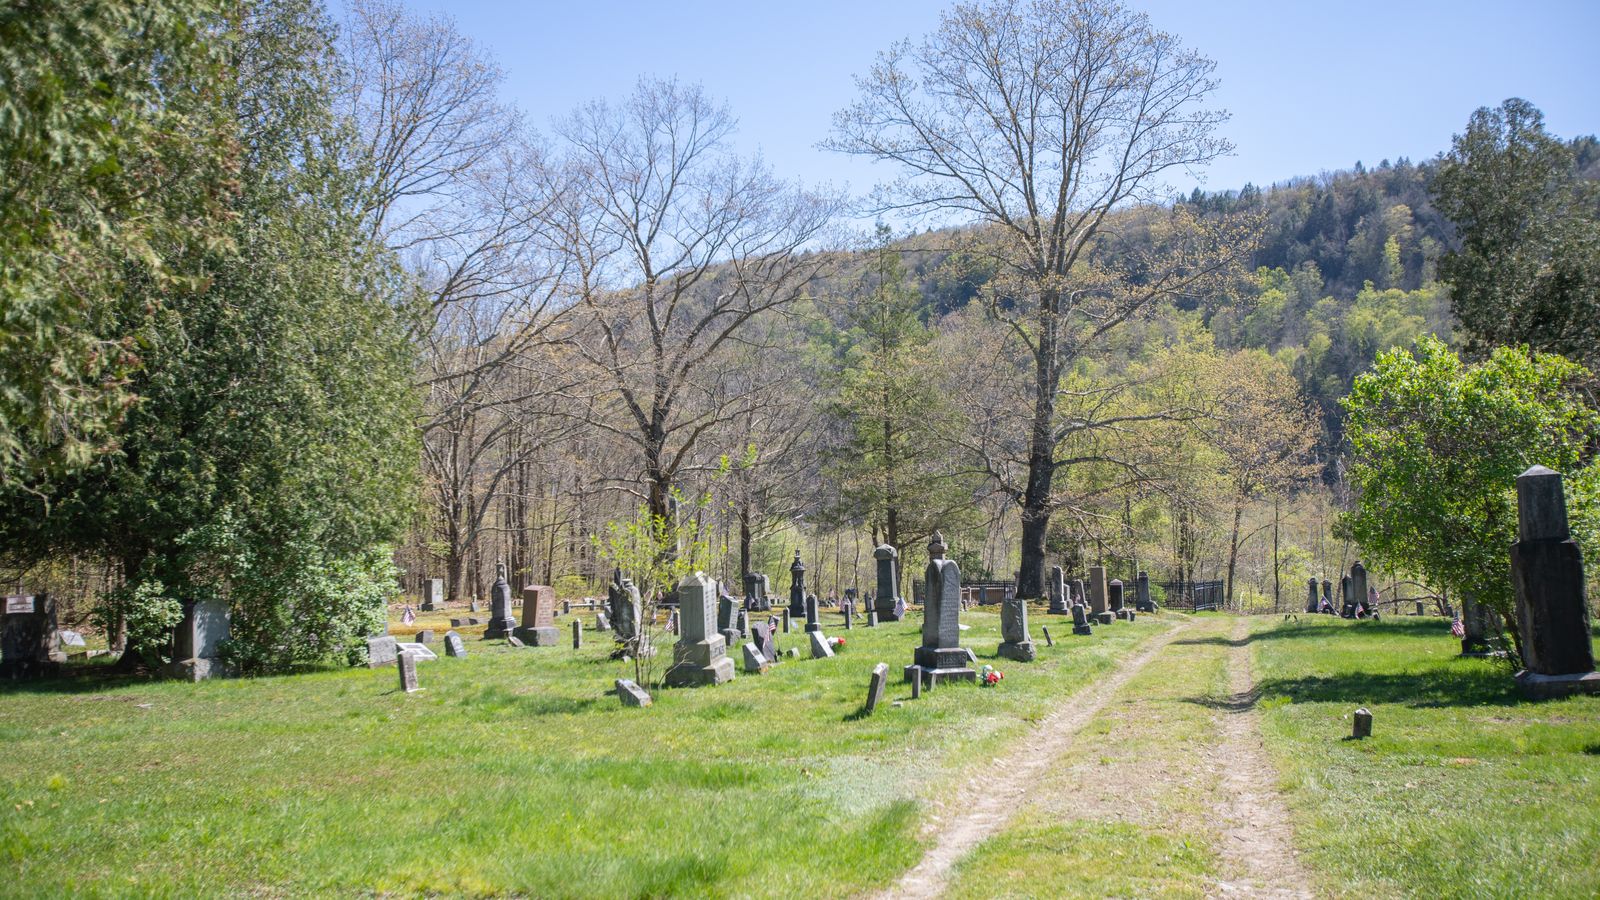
[
  {"x1": 1515, "y1": 669, "x2": 1600, "y2": 700},
  {"x1": 1072, "y1": 624, "x2": 1094, "y2": 636},
  {"x1": 665, "y1": 656, "x2": 735, "y2": 687},
  {"x1": 1116, "y1": 610, "x2": 1136, "y2": 621},
  {"x1": 512, "y1": 625, "x2": 560, "y2": 646},
  {"x1": 1093, "y1": 612, "x2": 1114, "y2": 625},
  {"x1": 997, "y1": 640, "x2": 1036, "y2": 662},
  {"x1": 164, "y1": 657, "x2": 227, "y2": 682},
  {"x1": 904, "y1": 664, "x2": 976, "y2": 686}
]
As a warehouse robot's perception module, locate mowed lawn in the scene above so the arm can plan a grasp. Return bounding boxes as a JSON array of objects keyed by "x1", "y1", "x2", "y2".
[
  {"x1": 0, "y1": 607, "x2": 1163, "y2": 897},
  {"x1": 1250, "y1": 615, "x2": 1600, "y2": 899}
]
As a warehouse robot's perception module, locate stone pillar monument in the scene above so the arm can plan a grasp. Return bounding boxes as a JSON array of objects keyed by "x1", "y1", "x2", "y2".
[
  {"x1": 1306, "y1": 578, "x2": 1320, "y2": 614},
  {"x1": 166, "y1": 597, "x2": 231, "y2": 681},
  {"x1": 788, "y1": 554, "x2": 807, "y2": 622},
  {"x1": 1, "y1": 593, "x2": 57, "y2": 680},
  {"x1": 1321, "y1": 579, "x2": 1334, "y2": 613},
  {"x1": 1135, "y1": 571, "x2": 1153, "y2": 613},
  {"x1": 483, "y1": 562, "x2": 516, "y2": 639},
  {"x1": 1510, "y1": 465, "x2": 1598, "y2": 699},
  {"x1": 420, "y1": 578, "x2": 444, "y2": 611},
  {"x1": 1047, "y1": 566, "x2": 1068, "y2": 614},
  {"x1": 665, "y1": 572, "x2": 735, "y2": 687},
  {"x1": 873, "y1": 544, "x2": 904, "y2": 622},
  {"x1": 514, "y1": 584, "x2": 559, "y2": 646},
  {"x1": 1089, "y1": 566, "x2": 1112, "y2": 625},
  {"x1": 906, "y1": 531, "x2": 975, "y2": 685},
  {"x1": 1350, "y1": 561, "x2": 1369, "y2": 615}
]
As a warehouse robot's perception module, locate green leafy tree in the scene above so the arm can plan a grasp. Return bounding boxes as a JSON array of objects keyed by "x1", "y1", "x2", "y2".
[
  {"x1": 1340, "y1": 336, "x2": 1600, "y2": 655},
  {"x1": 0, "y1": 0, "x2": 418, "y2": 671},
  {"x1": 1433, "y1": 98, "x2": 1600, "y2": 367},
  {"x1": 0, "y1": 1, "x2": 235, "y2": 486}
]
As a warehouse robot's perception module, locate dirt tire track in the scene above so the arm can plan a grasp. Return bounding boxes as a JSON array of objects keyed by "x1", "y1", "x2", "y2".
[
  {"x1": 1208, "y1": 617, "x2": 1314, "y2": 899},
  {"x1": 876, "y1": 618, "x2": 1194, "y2": 900}
]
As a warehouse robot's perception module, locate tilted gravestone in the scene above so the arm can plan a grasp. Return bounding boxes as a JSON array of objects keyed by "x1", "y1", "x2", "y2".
[
  {"x1": 809, "y1": 630, "x2": 834, "y2": 659},
  {"x1": 616, "y1": 678, "x2": 652, "y2": 707},
  {"x1": 1510, "y1": 466, "x2": 1599, "y2": 699},
  {"x1": 873, "y1": 544, "x2": 904, "y2": 622},
  {"x1": 443, "y1": 630, "x2": 467, "y2": 658},
  {"x1": 1088, "y1": 566, "x2": 1112, "y2": 624},
  {"x1": 1135, "y1": 572, "x2": 1154, "y2": 613},
  {"x1": 788, "y1": 554, "x2": 808, "y2": 622},
  {"x1": 664, "y1": 572, "x2": 735, "y2": 687},
  {"x1": 483, "y1": 563, "x2": 516, "y2": 639},
  {"x1": 1, "y1": 593, "x2": 57, "y2": 680},
  {"x1": 750, "y1": 622, "x2": 776, "y2": 665},
  {"x1": 1048, "y1": 566, "x2": 1068, "y2": 614},
  {"x1": 1041, "y1": 625, "x2": 1054, "y2": 647},
  {"x1": 906, "y1": 531, "x2": 976, "y2": 685},
  {"x1": 863, "y1": 662, "x2": 889, "y2": 714},
  {"x1": 596, "y1": 611, "x2": 611, "y2": 632},
  {"x1": 397, "y1": 649, "x2": 420, "y2": 693},
  {"x1": 420, "y1": 578, "x2": 444, "y2": 611},
  {"x1": 997, "y1": 594, "x2": 1036, "y2": 661},
  {"x1": 366, "y1": 635, "x2": 399, "y2": 668},
  {"x1": 513, "y1": 584, "x2": 559, "y2": 646},
  {"x1": 742, "y1": 642, "x2": 769, "y2": 674}
]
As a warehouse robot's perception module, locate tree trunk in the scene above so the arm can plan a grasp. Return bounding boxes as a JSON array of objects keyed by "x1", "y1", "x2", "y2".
[
  {"x1": 1271, "y1": 496, "x2": 1282, "y2": 613},
  {"x1": 1226, "y1": 499, "x2": 1244, "y2": 609},
  {"x1": 1016, "y1": 296, "x2": 1060, "y2": 600}
]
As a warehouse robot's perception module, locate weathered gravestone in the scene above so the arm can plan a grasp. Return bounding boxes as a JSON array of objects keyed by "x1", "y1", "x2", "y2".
[
  {"x1": 366, "y1": 635, "x2": 399, "y2": 668},
  {"x1": 163, "y1": 597, "x2": 232, "y2": 682},
  {"x1": 866, "y1": 607, "x2": 879, "y2": 628},
  {"x1": 809, "y1": 630, "x2": 834, "y2": 659},
  {"x1": 1, "y1": 593, "x2": 57, "y2": 680},
  {"x1": 1048, "y1": 566, "x2": 1069, "y2": 614},
  {"x1": 596, "y1": 611, "x2": 611, "y2": 632},
  {"x1": 443, "y1": 630, "x2": 467, "y2": 658},
  {"x1": 506, "y1": 635, "x2": 525, "y2": 648},
  {"x1": 1321, "y1": 579, "x2": 1334, "y2": 613},
  {"x1": 664, "y1": 572, "x2": 735, "y2": 687},
  {"x1": 718, "y1": 594, "x2": 741, "y2": 650},
  {"x1": 1041, "y1": 625, "x2": 1054, "y2": 647},
  {"x1": 750, "y1": 622, "x2": 776, "y2": 665},
  {"x1": 571, "y1": 619, "x2": 582, "y2": 650},
  {"x1": 743, "y1": 572, "x2": 768, "y2": 611},
  {"x1": 1109, "y1": 579, "x2": 1130, "y2": 621},
  {"x1": 1340, "y1": 574, "x2": 1354, "y2": 618},
  {"x1": 1306, "y1": 578, "x2": 1320, "y2": 614},
  {"x1": 1135, "y1": 571, "x2": 1154, "y2": 613},
  {"x1": 420, "y1": 578, "x2": 444, "y2": 611},
  {"x1": 804, "y1": 593, "x2": 821, "y2": 633},
  {"x1": 789, "y1": 554, "x2": 808, "y2": 622},
  {"x1": 397, "y1": 649, "x2": 420, "y2": 693},
  {"x1": 742, "y1": 642, "x2": 769, "y2": 674},
  {"x1": 414, "y1": 629, "x2": 435, "y2": 644},
  {"x1": 1350, "y1": 561, "x2": 1369, "y2": 616},
  {"x1": 863, "y1": 662, "x2": 889, "y2": 714},
  {"x1": 874, "y1": 544, "x2": 904, "y2": 622},
  {"x1": 616, "y1": 678, "x2": 652, "y2": 708},
  {"x1": 513, "y1": 584, "x2": 559, "y2": 646},
  {"x1": 396, "y1": 642, "x2": 437, "y2": 661},
  {"x1": 1088, "y1": 566, "x2": 1113, "y2": 625},
  {"x1": 843, "y1": 603, "x2": 853, "y2": 630},
  {"x1": 997, "y1": 594, "x2": 1037, "y2": 662},
  {"x1": 906, "y1": 531, "x2": 976, "y2": 685},
  {"x1": 483, "y1": 563, "x2": 516, "y2": 639},
  {"x1": 1510, "y1": 465, "x2": 1600, "y2": 699},
  {"x1": 1460, "y1": 593, "x2": 1499, "y2": 655},
  {"x1": 1071, "y1": 602, "x2": 1093, "y2": 636}
]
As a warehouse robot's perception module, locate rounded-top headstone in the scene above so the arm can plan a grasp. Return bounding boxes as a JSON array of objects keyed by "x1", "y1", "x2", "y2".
[
  {"x1": 1516, "y1": 464, "x2": 1570, "y2": 542},
  {"x1": 873, "y1": 543, "x2": 898, "y2": 561}
]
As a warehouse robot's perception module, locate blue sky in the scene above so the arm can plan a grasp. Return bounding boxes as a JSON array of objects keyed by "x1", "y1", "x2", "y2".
[{"x1": 383, "y1": 0, "x2": 1599, "y2": 198}]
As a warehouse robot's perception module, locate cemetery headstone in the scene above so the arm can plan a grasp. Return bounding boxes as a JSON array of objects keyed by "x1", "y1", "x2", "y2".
[
  {"x1": 572, "y1": 619, "x2": 582, "y2": 649},
  {"x1": 1041, "y1": 625, "x2": 1054, "y2": 647},
  {"x1": 750, "y1": 622, "x2": 776, "y2": 664},
  {"x1": 1460, "y1": 593, "x2": 1498, "y2": 655},
  {"x1": 1321, "y1": 579, "x2": 1334, "y2": 613},
  {"x1": 616, "y1": 678, "x2": 652, "y2": 708},
  {"x1": 1135, "y1": 571, "x2": 1154, "y2": 613},
  {"x1": 804, "y1": 593, "x2": 821, "y2": 633},
  {"x1": 366, "y1": 635, "x2": 399, "y2": 668},
  {"x1": 396, "y1": 642, "x2": 437, "y2": 661},
  {"x1": 781, "y1": 608, "x2": 791, "y2": 633},
  {"x1": 743, "y1": 572, "x2": 767, "y2": 611},
  {"x1": 1071, "y1": 602, "x2": 1093, "y2": 636},
  {"x1": 864, "y1": 662, "x2": 889, "y2": 714},
  {"x1": 1350, "y1": 561, "x2": 1369, "y2": 616},
  {"x1": 443, "y1": 630, "x2": 467, "y2": 658},
  {"x1": 789, "y1": 554, "x2": 808, "y2": 622},
  {"x1": 397, "y1": 649, "x2": 420, "y2": 693},
  {"x1": 450, "y1": 618, "x2": 466, "y2": 628},
  {"x1": 664, "y1": 572, "x2": 735, "y2": 687},
  {"x1": 1306, "y1": 578, "x2": 1320, "y2": 614},
  {"x1": 1109, "y1": 579, "x2": 1129, "y2": 621},
  {"x1": 742, "y1": 642, "x2": 769, "y2": 674},
  {"x1": 484, "y1": 562, "x2": 516, "y2": 639},
  {"x1": 513, "y1": 584, "x2": 559, "y2": 646},
  {"x1": 874, "y1": 544, "x2": 904, "y2": 622},
  {"x1": 596, "y1": 611, "x2": 611, "y2": 632},
  {"x1": 421, "y1": 578, "x2": 444, "y2": 611},
  {"x1": 470, "y1": 601, "x2": 480, "y2": 613},
  {"x1": 507, "y1": 635, "x2": 525, "y2": 648},
  {"x1": 1048, "y1": 566, "x2": 1068, "y2": 614},
  {"x1": 1352, "y1": 707, "x2": 1372, "y2": 739},
  {"x1": 997, "y1": 594, "x2": 1036, "y2": 661},
  {"x1": 0, "y1": 593, "x2": 57, "y2": 680},
  {"x1": 843, "y1": 603, "x2": 853, "y2": 630},
  {"x1": 718, "y1": 594, "x2": 741, "y2": 650},
  {"x1": 1088, "y1": 566, "x2": 1112, "y2": 624},
  {"x1": 166, "y1": 597, "x2": 231, "y2": 681},
  {"x1": 736, "y1": 609, "x2": 749, "y2": 640},
  {"x1": 414, "y1": 629, "x2": 435, "y2": 644},
  {"x1": 809, "y1": 630, "x2": 834, "y2": 659},
  {"x1": 1510, "y1": 465, "x2": 1599, "y2": 699},
  {"x1": 866, "y1": 608, "x2": 879, "y2": 628},
  {"x1": 906, "y1": 531, "x2": 976, "y2": 685},
  {"x1": 909, "y1": 665, "x2": 923, "y2": 699},
  {"x1": 1340, "y1": 575, "x2": 1354, "y2": 618}
]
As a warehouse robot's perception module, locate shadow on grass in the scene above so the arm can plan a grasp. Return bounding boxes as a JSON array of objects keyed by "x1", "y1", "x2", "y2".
[
  {"x1": 1172, "y1": 616, "x2": 1452, "y2": 649},
  {"x1": 1253, "y1": 667, "x2": 1521, "y2": 709}
]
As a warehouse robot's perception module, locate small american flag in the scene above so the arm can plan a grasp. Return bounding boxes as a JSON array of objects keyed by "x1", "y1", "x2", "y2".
[
  {"x1": 1450, "y1": 617, "x2": 1465, "y2": 638},
  {"x1": 401, "y1": 605, "x2": 416, "y2": 625}
]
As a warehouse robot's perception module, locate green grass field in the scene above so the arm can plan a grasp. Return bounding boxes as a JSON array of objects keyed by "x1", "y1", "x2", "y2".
[
  {"x1": 0, "y1": 607, "x2": 1161, "y2": 897},
  {"x1": 1250, "y1": 615, "x2": 1600, "y2": 899}
]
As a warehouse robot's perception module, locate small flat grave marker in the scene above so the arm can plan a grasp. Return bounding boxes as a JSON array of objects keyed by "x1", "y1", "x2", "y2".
[
  {"x1": 396, "y1": 642, "x2": 437, "y2": 661},
  {"x1": 617, "y1": 678, "x2": 652, "y2": 707},
  {"x1": 809, "y1": 630, "x2": 834, "y2": 659}
]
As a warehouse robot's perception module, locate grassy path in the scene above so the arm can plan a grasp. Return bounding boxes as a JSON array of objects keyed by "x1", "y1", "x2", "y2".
[
  {"x1": 1210, "y1": 617, "x2": 1312, "y2": 899},
  {"x1": 880, "y1": 616, "x2": 1194, "y2": 899}
]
